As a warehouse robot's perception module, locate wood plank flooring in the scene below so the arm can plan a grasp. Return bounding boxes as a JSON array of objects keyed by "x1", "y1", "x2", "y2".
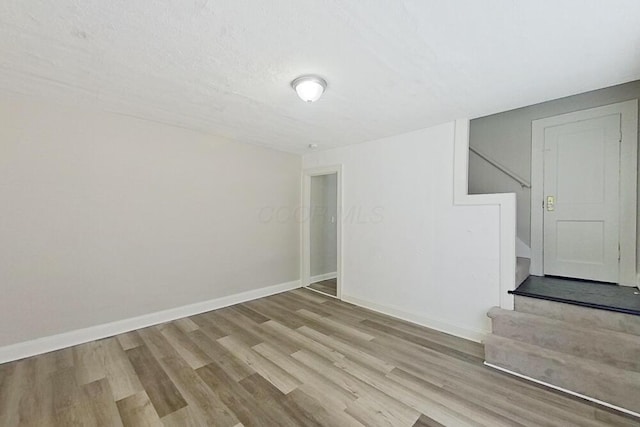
[
  {"x1": 1, "y1": 288, "x2": 638, "y2": 426},
  {"x1": 307, "y1": 279, "x2": 337, "y2": 297}
]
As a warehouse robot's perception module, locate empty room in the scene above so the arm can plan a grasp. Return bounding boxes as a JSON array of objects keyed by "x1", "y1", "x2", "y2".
[{"x1": 2, "y1": 1, "x2": 640, "y2": 426}]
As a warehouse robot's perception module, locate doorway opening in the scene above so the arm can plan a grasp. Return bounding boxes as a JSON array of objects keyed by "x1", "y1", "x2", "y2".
[{"x1": 302, "y1": 166, "x2": 342, "y2": 299}]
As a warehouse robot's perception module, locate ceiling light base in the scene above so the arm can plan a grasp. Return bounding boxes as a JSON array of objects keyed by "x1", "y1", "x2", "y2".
[{"x1": 291, "y1": 75, "x2": 327, "y2": 102}]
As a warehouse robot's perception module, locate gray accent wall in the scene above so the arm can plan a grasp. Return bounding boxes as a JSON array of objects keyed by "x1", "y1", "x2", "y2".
[{"x1": 469, "y1": 80, "x2": 640, "y2": 270}]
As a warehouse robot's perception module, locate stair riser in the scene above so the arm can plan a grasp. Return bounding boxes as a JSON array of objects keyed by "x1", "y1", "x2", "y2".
[
  {"x1": 484, "y1": 335, "x2": 640, "y2": 414},
  {"x1": 491, "y1": 314, "x2": 640, "y2": 372},
  {"x1": 515, "y1": 296, "x2": 640, "y2": 336}
]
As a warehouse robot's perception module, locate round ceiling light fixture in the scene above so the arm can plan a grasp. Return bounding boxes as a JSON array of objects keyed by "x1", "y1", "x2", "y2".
[{"x1": 291, "y1": 75, "x2": 327, "y2": 103}]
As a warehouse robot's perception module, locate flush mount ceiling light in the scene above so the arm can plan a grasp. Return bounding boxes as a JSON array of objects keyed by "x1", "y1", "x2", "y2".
[{"x1": 291, "y1": 75, "x2": 327, "y2": 102}]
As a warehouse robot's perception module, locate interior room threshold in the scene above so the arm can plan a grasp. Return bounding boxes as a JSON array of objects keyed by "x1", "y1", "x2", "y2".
[
  {"x1": 306, "y1": 278, "x2": 338, "y2": 298},
  {"x1": 510, "y1": 275, "x2": 640, "y2": 316}
]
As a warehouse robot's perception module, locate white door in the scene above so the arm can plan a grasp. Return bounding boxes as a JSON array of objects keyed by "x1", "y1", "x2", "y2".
[{"x1": 543, "y1": 114, "x2": 621, "y2": 282}]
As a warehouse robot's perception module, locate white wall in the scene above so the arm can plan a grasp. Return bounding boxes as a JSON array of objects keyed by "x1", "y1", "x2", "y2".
[
  {"x1": 0, "y1": 93, "x2": 301, "y2": 348},
  {"x1": 304, "y1": 122, "x2": 501, "y2": 340},
  {"x1": 469, "y1": 80, "x2": 640, "y2": 264},
  {"x1": 310, "y1": 174, "x2": 337, "y2": 278}
]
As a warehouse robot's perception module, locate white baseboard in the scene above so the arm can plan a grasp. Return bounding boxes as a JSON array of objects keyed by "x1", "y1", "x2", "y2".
[
  {"x1": 342, "y1": 294, "x2": 486, "y2": 343},
  {"x1": 484, "y1": 362, "x2": 640, "y2": 419},
  {"x1": 0, "y1": 280, "x2": 301, "y2": 364},
  {"x1": 309, "y1": 272, "x2": 337, "y2": 283}
]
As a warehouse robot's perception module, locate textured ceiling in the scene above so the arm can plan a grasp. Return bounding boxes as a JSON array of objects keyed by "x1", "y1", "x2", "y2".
[{"x1": 2, "y1": 1, "x2": 640, "y2": 153}]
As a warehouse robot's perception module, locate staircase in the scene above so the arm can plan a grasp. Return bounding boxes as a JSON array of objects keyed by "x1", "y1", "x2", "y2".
[
  {"x1": 484, "y1": 295, "x2": 640, "y2": 416},
  {"x1": 515, "y1": 257, "x2": 530, "y2": 287}
]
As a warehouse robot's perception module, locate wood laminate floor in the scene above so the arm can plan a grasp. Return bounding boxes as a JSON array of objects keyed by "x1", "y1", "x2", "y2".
[
  {"x1": 0, "y1": 288, "x2": 637, "y2": 427},
  {"x1": 306, "y1": 279, "x2": 337, "y2": 297}
]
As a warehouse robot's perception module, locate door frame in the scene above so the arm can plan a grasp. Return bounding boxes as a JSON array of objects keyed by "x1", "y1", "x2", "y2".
[
  {"x1": 530, "y1": 99, "x2": 638, "y2": 286},
  {"x1": 301, "y1": 165, "x2": 343, "y2": 299}
]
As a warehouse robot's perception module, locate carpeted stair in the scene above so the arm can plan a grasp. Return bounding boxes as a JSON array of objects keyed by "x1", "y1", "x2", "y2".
[{"x1": 485, "y1": 295, "x2": 640, "y2": 416}]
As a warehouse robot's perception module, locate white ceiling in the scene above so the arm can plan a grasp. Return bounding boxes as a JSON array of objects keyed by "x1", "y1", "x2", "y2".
[{"x1": 2, "y1": 1, "x2": 640, "y2": 153}]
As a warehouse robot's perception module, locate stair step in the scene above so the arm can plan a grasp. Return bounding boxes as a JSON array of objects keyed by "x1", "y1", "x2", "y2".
[
  {"x1": 484, "y1": 334, "x2": 640, "y2": 415},
  {"x1": 515, "y1": 295, "x2": 640, "y2": 336},
  {"x1": 488, "y1": 307, "x2": 640, "y2": 372},
  {"x1": 515, "y1": 257, "x2": 530, "y2": 287}
]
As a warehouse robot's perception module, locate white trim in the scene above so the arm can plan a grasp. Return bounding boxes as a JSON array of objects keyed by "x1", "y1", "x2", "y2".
[
  {"x1": 531, "y1": 100, "x2": 638, "y2": 285},
  {"x1": 309, "y1": 272, "x2": 337, "y2": 283},
  {"x1": 0, "y1": 280, "x2": 301, "y2": 364},
  {"x1": 302, "y1": 165, "x2": 343, "y2": 300},
  {"x1": 484, "y1": 362, "x2": 640, "y2": 419},
  {"x1": 453, "y1": 119, "x2": 517, "y2": 310},
  {"x1": 343, "y1": 294, "x2": 486, "y2": 343}
]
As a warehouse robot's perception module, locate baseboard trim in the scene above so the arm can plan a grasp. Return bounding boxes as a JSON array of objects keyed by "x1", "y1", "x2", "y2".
[
  {"x1": 484, "y1": 362, "x2": 640, "y2": 419},
  {"x1": 309, "y1": 272, "x2": 337, "y2": 283},
  {"x1": 0, "y1": 280, "x2": 301, "y2": 364},
  {"x1": 342, "y1": 294, "x2": 486, "y2": 343}
]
